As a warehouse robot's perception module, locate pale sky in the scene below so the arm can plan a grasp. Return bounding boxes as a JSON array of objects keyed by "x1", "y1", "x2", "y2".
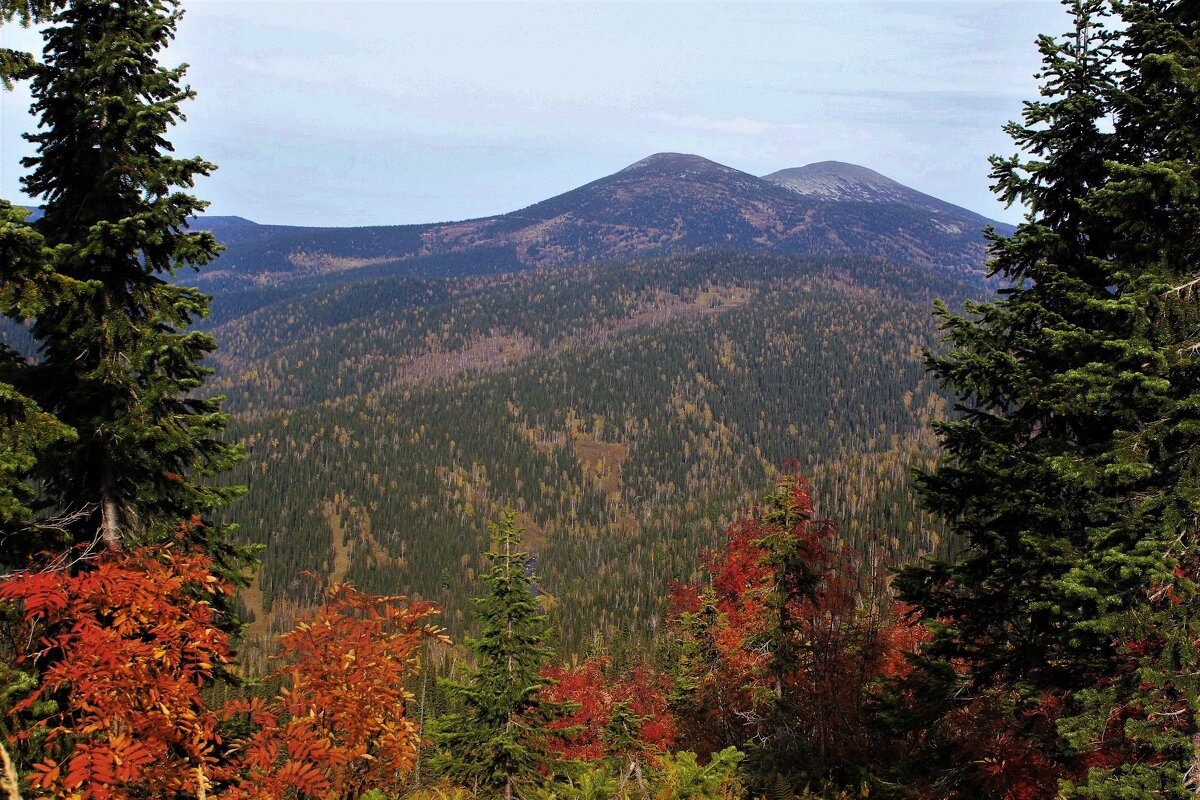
[{"x1": 0, "y1": 1, "x2": 1073, "y2": 227}]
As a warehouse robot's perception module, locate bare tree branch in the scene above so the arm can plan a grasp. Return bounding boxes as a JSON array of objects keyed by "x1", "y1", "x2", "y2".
[
  {"x1": 1165, "y1": 274, "x2": 1200, "y2": 296},
  {"x1": 0, "y1": 504, "x2": 103, "y2": 580}
]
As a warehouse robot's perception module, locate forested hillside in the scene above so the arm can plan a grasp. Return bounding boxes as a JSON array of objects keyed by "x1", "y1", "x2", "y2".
[{"x1": 210, "y1": 251, "x2": 976, "y2": 650}]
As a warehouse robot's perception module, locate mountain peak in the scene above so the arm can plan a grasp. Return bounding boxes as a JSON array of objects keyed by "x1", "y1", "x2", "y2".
[
  {"x1": 762, "y1": 161, "x2": 995, "y2": 225},
  {"x1": 762, "y1": 161, "x2": 909, "y2": 202},
  {"x1": 621, "y1": 152, "x2": 742, "y2": 176},
  {"x1": 199, "y1": 152, "x2": 1006, "y2": 294}
]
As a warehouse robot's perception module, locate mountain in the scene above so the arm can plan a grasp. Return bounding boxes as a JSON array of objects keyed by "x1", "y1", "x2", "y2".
[
  {"x1": 193, "y1": 154, "x2": 1009, "y2": 302},
  {"x1": 763, "y1": 161, "x2": 997, "y2": 225},
  {"x1": 184, "y1": 154, "x2": 1007, "y2": 657}
]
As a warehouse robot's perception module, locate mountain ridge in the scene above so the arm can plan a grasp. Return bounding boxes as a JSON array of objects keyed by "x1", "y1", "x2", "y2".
[{"x1": 193, "y1": 154, "x2": 1011, "y2": 298}]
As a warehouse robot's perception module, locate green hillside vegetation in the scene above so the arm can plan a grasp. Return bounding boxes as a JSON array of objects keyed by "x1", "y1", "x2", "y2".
[{"x1": 210, "y1": 251, "x2": 974, "y2": 652}]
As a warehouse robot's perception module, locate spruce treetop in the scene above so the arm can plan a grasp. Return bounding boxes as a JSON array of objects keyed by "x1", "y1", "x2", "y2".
[{"x1": 433, "y1": 509, "x2": 573, "y2": 798}]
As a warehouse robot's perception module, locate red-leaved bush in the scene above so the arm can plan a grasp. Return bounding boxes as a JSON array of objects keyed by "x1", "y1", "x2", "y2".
[
  {"x1": 541, "y1": 657, "x2": 677, "y2": 764},
  {"x1": 1, "y1": 535, "x2": 445, "y2": 800},
  {"x1": 2, "y1": 538, "x2": 231, "y2": 800}
]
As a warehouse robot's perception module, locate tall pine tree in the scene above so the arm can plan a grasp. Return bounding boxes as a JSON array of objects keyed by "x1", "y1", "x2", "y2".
[
  {"x1": 5, "y1": 0, "x2": 247, "y2": 574},
  {"x1": 433, "y1": 509, "x2": 572, "y2": 799},
  {"x1": 895, "y1": 1, "x2": 1200, "y2": 795},
  {"x1": 1056, "y1": 2, "x2": 1200, "y2": 795}
]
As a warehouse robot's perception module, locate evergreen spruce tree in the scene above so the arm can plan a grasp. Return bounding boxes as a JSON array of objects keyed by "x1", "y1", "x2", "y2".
[
  {"x1": 3, "y1": 0, "x2": 247, "y2": 575},
  {"x1": 1055, "y1": 2, "x2": 1200, "y2": 795},
  {"x1": 433, "y1": 509, "x2": 573, "y2": 799},
  {"x1": 0, "y1": 1, "x2": 73, "y2": 547},
  {"x1": 604, "y1": 701, "x2": 652, "y2": 799},
  {"x1": 894, "y1": 0, "x2": 1200, "y2": 795}
]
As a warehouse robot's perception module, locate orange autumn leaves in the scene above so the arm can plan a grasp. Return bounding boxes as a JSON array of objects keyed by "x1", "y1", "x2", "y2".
[
  {"x1": 218, "y1": 584, "x2": 449, "y2": 800},
  {"x1": 2, "y1": 546, "x2": 230, "y2": 800},
  {"x1": 1, "y1": 540, "x2": 445, "y2": 800}
]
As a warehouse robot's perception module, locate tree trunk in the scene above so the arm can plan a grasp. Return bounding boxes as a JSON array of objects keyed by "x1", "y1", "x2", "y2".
[{"x1": 100, "y1": 459, "x2": 121, "y2": 549}]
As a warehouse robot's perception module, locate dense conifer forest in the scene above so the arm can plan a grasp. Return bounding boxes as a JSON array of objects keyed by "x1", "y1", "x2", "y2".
[
  {"x1": 212, "y1": 251, "x2": 971, "y2": 650},
  {"x1": 0, "y1": 0, "x2": 1197, "y2": 799}
]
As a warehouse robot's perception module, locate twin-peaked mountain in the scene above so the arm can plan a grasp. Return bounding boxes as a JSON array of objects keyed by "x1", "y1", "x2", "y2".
[
  {"x1": 197, "y1": 153, "x2": 1009, "y2": 299},
  {"x1": 192, "y1": 153, "x2": 1005, "y2": 654}
]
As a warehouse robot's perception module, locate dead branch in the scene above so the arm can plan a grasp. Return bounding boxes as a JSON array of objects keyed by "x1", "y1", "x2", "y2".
[
  {"x1": 0, "y1": 504, "x2": 103, "y2": 580},
  {"x1": 1165, "y1": 274, "x2": 1200, "y2": 296}
]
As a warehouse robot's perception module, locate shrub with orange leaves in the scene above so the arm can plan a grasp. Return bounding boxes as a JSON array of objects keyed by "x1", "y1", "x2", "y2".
[
  {"x1": 1, "y1": 541, "x2": 448, "y2": 800},
  {"x1": 0, "y1": 544, "x2": 232, "y2": 800},
  {"x1": 217, "y1": 583, "x2": 449, "y2": 800}
]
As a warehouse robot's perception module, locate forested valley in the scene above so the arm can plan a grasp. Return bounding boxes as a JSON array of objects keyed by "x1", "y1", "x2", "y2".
[
  {"x1": 1, "y1": 1, "x2": 1198, "y2": 799},
  {"x1": 212, "y1": 251, "x2": 969, "y2": 654}
]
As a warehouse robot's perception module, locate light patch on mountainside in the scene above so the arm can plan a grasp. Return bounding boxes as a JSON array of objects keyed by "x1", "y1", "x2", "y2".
[
  {"x1": 562, "y1": 285, "x2": 753, "y2": 350},
  {"x1": 379, "y1": 332, "x2": 538, "y2": 391},
  {"x1": 932, "y1": 217, "x2": 963, "y2": 234},
  {"x1": 573, "y1": 433, "x2": 639, "y2": 534},
  {"x1": 419, "y1": 219, "x2": 495, "y2": 251},
  {"x1": 572, "y1": 433, "x2": 628, "y2": 497},
  {"x1": 512, "y1": 409, "x2": 637, "y2": 533},
  {"x1": 362, "y1": 288, "x2": 753, "y2": 396},
  {"x1": 286, "y1": 251, "x2": 399, "y2": 274},
  {"x1": 325, "y1": 501, "x2": 353, "y2": 587},
  {"x1": 203, "y1": 251, "x2": 401, "y2": 288},
  {"x1": 438, "y1": 461, "x2": 549, "y2": 552},
  {"x1": 324, "y1": 499, "x2": 407, "y2": 572},
  {"x1": 241, "y1": 569, "x2": 273, "y2": 642},
  {"x1": 511, "y1": 215, "x2": 576, "y2": 263}
]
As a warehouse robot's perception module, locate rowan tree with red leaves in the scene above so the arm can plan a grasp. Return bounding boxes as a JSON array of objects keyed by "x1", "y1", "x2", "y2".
[
  {"x1": 541, "y1": 657, "x2": 677, "y2": 764},
  {"x1": 0, "y1": 542, "x2": 232, "y2": 800},
  {"x1": 669, "y1": 474, "x2": 923, "y2": 787},
  {"x1": 0, "y1": 540, "x2": 446, "y2": 800}
]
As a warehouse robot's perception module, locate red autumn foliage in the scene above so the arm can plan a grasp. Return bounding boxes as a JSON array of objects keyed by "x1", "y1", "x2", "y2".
[
  {"x1": 0, "y1": 534, "x2": 446, "y2": 800},
  {"x1": 670, "y1": 475, "x2": 926, "y2": 764},
  {"x1": 1, "y1": 539, "x2": 232, "y2": 800},
  {"x1": 217, "y1": 582, "x2": 449, "y2": 800},
  {"x1": 930, "y1": 692, "x2": 1066, "y2": 800},
  {"x1": 540, "y1": 657, "x2": 678, "y2": 764}
]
